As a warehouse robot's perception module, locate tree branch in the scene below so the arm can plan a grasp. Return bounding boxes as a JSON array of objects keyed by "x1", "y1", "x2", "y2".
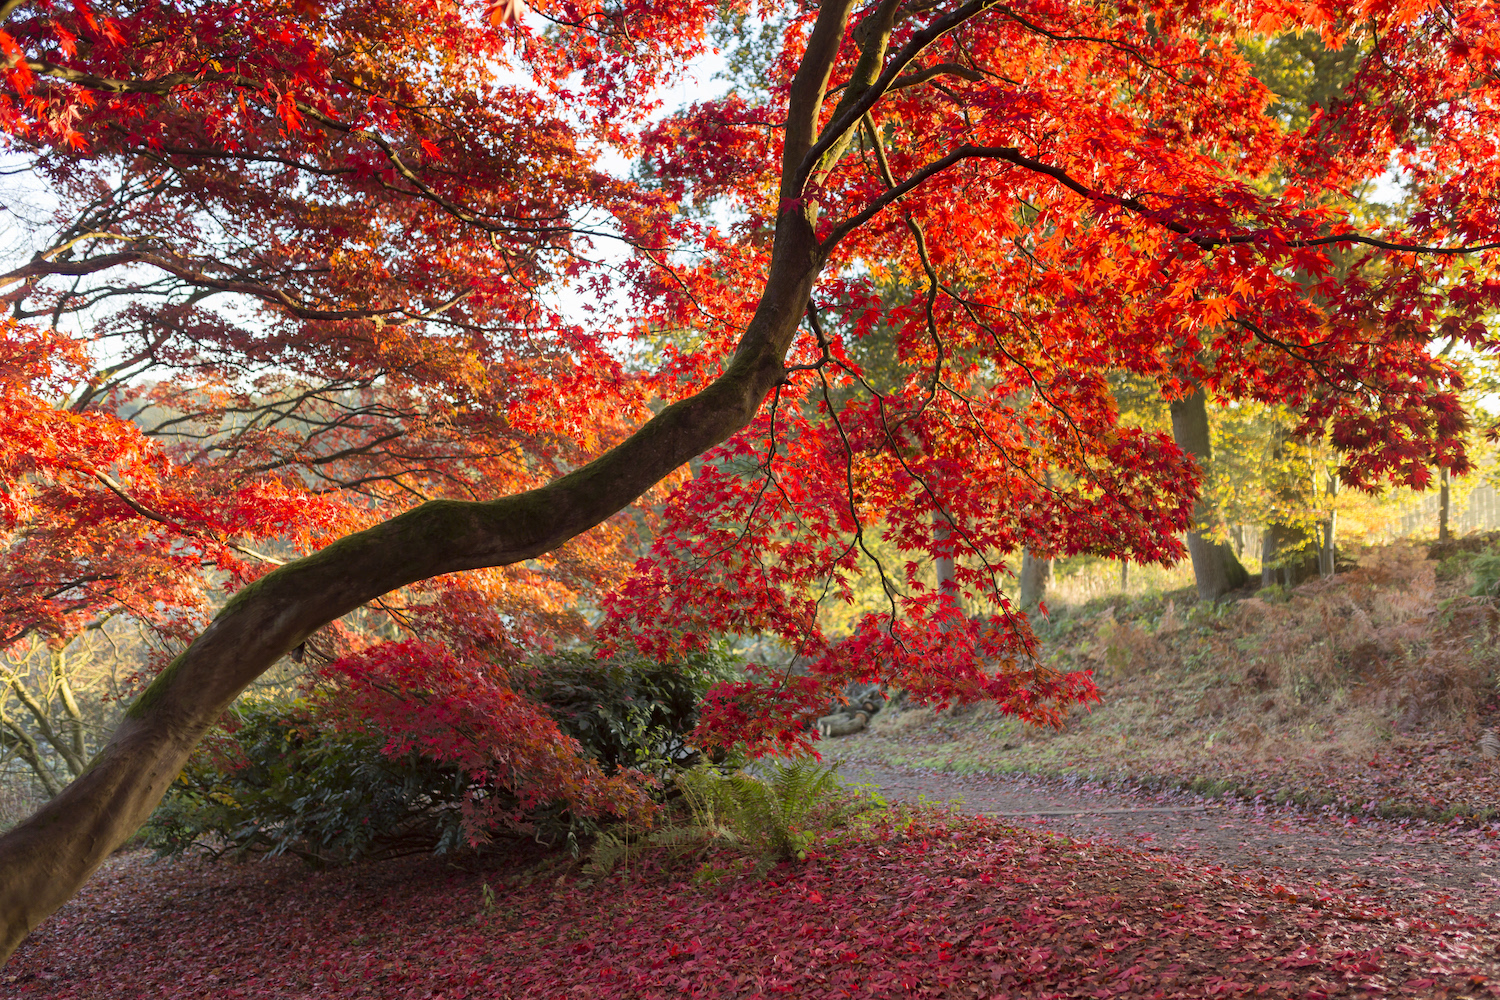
[
  {"x1": 889, "y1": 61, "x2": 984, "y2": 90},
  {"x1": 779, "y1": 0, "x2": 860, "y2": 193},
  {"x1": 796, "y1": 0, "x2": 1001, "y2": 195},
  {"x1": 2, "y1": 248, "x2": 472, "y2": 322},
  {"x1": 820, "y1": 143, "x2": 1500, "y2": 255}
]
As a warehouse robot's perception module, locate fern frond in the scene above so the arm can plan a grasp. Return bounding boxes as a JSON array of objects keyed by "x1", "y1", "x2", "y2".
[
  {"x1": 647, "y1": 825, "x2": 719, "y2": 849},
  {"x1": 584, "y1": 831, "x2": 631, "y2": 878}
]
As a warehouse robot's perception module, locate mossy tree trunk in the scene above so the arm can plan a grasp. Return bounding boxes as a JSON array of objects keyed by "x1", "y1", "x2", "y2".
[
  {"x1": 0, "y1": 0, "x2": 878, "y2": 958},
  {"x1": 1168, "y1": 388, "x2": 1250, "y2": 601}
]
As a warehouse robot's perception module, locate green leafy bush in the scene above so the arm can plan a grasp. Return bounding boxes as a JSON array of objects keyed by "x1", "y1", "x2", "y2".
[
  {"x1": 516, "y1": 643, "x2": 739, "y2": 774},
  {"x1": 1436, "y1": 550, "x2": 1478, "y2": 583},
  {"x1": 145, "y1": 700, "x2": 472, "y2": 864},
  {"x1": 147, "y1": 644, "x2": 740, "y2": 864},
  {"x1": 1469, "y1": 551, "x2": 1500, "y2": 598}
]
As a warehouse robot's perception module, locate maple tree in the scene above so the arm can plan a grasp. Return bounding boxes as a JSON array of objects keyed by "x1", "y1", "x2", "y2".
[{"x1": 2, "y1": 0, "x2": 1500, "y2": 963}]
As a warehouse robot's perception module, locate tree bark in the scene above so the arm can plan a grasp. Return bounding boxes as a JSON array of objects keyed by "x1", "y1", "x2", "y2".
[
  {"x1": 1019, "y1": 547, "x2": 1050, "y2": 614},
  {"x1": 0, "y1": 0, "x2": 873, "y2": 956},
  {"x1": 1168, "y1": 389, "x2": 1249, "y2": 601},
  {"x1": 1261, "y1": 521, "x2": 1320, "y2": 587},
  {"x1": 1439, "y1": 467, "x2": 1451, "y2": 543}
]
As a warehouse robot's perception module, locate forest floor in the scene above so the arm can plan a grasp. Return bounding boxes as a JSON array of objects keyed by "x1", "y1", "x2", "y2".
[
  {"x1": 831, "y1": 758, "x2": 1500, "y2": 920},
  {"x1": 6, "y1": 794, "x2": 1500, "y2": 1000},
  {"x1": 8, "y1": 540, "x2": 1500, "y2": 998}
]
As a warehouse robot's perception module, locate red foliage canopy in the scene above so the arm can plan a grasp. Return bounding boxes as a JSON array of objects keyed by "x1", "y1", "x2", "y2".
[
  {"x1": 0, "y1": 0, "x2": 681, "y2": 659},
  {"x1": 2, "y1": 0, "x2": 1499, "y2": 765}
]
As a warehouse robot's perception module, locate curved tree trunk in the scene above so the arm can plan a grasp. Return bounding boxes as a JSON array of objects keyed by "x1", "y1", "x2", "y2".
[
  {"x1": 0, "y1": 213, "x2": 823, "y2": 961},
  {"x1": 0, "y1": 0, "x2": 867, "y2": 957},
  {"x1": 1169, "y1": 388, "x2": 1249, "y2": 601}
]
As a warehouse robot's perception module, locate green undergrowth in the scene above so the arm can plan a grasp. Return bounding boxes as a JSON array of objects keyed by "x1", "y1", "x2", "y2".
[
  {"x1": 582, "y1": 759, "x2": 888, "y2": 882},
  {"x1": 829, "y1": 540, "x2": 1500, "y2": 826}
]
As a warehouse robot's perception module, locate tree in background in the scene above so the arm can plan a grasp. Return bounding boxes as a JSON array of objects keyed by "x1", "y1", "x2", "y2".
[
  {"x1": 1169, "y1": 388, "x2": 1252, "y2": 599},
  {"x1": 2, "y1": 0, "x2": 1498, "y2": 960},
  {"x1": 0, "y1": 624, "x2": 141, "y2": 798}
]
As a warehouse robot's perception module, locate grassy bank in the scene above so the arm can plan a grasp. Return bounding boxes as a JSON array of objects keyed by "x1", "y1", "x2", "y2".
[{"x1": 831, "y1": 541, "x2": 1500, "y2": 825}]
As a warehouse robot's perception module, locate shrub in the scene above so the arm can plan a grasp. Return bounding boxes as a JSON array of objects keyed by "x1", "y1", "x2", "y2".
[
  {"x1": 1436, "y1": 551, "x2": 1477, "y2": 583},
  {"x1": 147, "y1": 643, "x2": 739, "y2": 864},
  {"x1": 677, "y1": 758, "x2": 843, "y2": 860},
  {"x1": 146, "y1": 700, "x2": 473, "y2": 864},
  {"x1": 584, "y1": 758, "x2": 864, "y2": 878},
  {"x1": 1469, "y1": 551, "x2": 1500, "y2": 598},
  {"x1": 515, "y1": 643, "x2": 739, "y2": 774}
]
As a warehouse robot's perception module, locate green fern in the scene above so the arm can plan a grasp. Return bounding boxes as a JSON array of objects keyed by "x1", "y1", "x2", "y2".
[
  {"x1": 584, "y1": 824, "x2": 726, "y2": 879},
  {"x1": 1470, "y1": 552, "x2": 1500, "y2": 598},
  {"x1": 586, "y1": 759, "x2": 849, "y2": 879},
  {"x1": 678, "y1": 759, "x2": 842, "y2": 860}
]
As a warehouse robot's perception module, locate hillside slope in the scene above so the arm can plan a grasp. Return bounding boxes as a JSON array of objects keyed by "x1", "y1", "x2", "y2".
[{"x1": 830, "y1": 541, "x2": 1500, "y2": 825}]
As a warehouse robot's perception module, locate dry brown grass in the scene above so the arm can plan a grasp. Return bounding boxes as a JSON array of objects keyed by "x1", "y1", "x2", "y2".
[
  {"x1": 833, "y1": 541, "x2": 1500, "y2": 821},
  {"x1": 1073, "y1": 543, "x2": 1497, "y2": 743}
]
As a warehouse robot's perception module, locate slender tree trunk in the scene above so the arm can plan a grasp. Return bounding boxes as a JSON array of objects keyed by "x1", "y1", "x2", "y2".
[
  {"x1": 934, "y1": 513, "x2": 958, "y2": 609},
  {"x1": 1119, "y1": 559, "x2": 1129, "y2": 591},
  {"x1": 1168, "y1": 389, "x2": 1249, "y2": 601},
  {"x1": 1321, "y1": 511, "x2": 1337, "y2": 576},
  {"x1": 1018, "y1": 547, "x2": 1050, "y2": 613},
  {"x1": 1320, "y1": 472, "x2": 1339, "y2": 577},
  {"x1": 1439, "y1": 467, "x2": 1451, "y2": 543},
  {"x1": 57, "y1": 675, "x2": 87, "y2": 770}
]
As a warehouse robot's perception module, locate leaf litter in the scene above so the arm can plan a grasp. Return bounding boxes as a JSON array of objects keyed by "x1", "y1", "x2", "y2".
[{"x1": 6, "y1": 806, "x2": 1499, "y2": 998}]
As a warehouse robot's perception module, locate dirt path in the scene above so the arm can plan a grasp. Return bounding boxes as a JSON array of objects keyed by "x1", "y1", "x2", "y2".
[{"x1": 828, "y1": 753, "x2": 1500, "y2": 920}]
